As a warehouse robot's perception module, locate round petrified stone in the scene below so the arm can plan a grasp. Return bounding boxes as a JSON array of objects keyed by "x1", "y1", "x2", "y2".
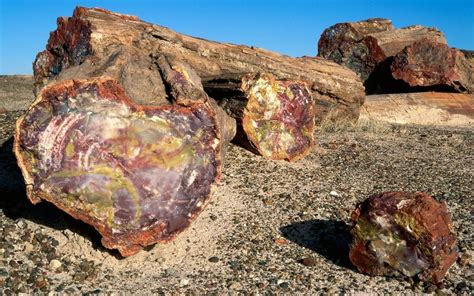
[{"x1": 349, "y1": 192, "x2": 458, "y2": 283}]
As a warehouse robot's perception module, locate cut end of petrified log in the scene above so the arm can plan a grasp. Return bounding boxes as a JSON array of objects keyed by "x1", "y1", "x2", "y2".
[
  {"x1": 241, "y1": 73, "x2": 316, "y2": 161},
  {"x1": 349, "y1": 192, "x2": 458, "y2": 283},
  {"x1": 14, "y1": 77, "x2": 221, "y2": 256},
  {"x1": 391, "y1": 40, "x2": 474, "y2": 93}
]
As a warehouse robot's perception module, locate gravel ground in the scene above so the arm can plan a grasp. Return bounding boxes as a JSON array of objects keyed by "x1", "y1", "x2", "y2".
[{"x1": 0, "y1": 85, "x2": 473, "y2": 294}]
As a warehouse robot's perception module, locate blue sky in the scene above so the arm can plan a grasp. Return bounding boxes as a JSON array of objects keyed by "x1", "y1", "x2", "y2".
[{"x1": 1, "y1": 0, "x2": 473, "y2": 74}]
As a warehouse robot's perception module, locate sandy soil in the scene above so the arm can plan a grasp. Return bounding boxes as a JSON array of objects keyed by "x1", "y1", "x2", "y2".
[{"x1": 0, "y1": 77, "x2": 472, "y2": 294}]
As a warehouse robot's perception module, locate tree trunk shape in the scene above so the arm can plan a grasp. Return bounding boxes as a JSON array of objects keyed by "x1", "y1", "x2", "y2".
[
  {"x1": 33, "y1": 6, "x2": 364, "y2": 124},
  {"x1": 391, "y1": 40, "x2": 474, "y2": 93},
  {"x1": 318, "y1": 19, "x2": 447, "y2": 85},
  {"x1": 204, "y1": 73, "x2": 316, "y2": 161},
  {"x1": 14, "y1": 78, "x2": 222, "y2": 256}
]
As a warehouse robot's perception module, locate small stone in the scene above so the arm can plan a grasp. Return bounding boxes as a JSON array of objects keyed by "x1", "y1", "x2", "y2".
[
  {"x1": 455, "y1": 281, "x2": 468, "y2": 292},
  {"x1": 179, "y1": 278, "x2": 190, "y2": 286},
  {"x1": 329, "y1": 191, "x2": 340, "y2": 197},
  {"x1": 457, "y1": 253, "x2": 471, "y2": 266},
  {"x1": 23, "y1": 242, "x2": 34, "y2": 253},
  {"x1": 279, "y1": 281, "x2": 290, "y2": 289},
  {"x1": 228, "y1": 281, "x2": 242, "y2": 290},
  {"x1": 49, "y1": 259, "x2": 62, "y2": 270},
  {"x1": 208, "y1": 256, "x2": 219, "y2": 263},
  {"x1": 301, "y1": 257, "x2": 318, "y2": 267}
]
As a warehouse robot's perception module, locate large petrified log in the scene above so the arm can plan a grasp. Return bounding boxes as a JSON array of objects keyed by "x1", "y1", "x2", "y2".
[
  {"x1": 360, "y1": 92, "x2": 474, "y2": 126},
  {"x1": 318, "y1": 19, "x2": 447, "y2": 89},
  {"x1": 14, "y1": 78, "x2": 222, "y2": 256},
  {"x1": 203, "y1": 73, "x2": 316, "y2": 161},
  {"x1": 33, "y1": 7, "x2": 365, "y2": 124},
  {"x1": 349, "y1": 192, "x2": 458, "y2": 283},
  {"x1": 391, "y1": 40, "x2": 474, "y2": 93}
]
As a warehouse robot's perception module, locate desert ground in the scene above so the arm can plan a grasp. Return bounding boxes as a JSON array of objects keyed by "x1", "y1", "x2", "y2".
[{"x1": 0, "y1": 75, "x2": 472, "y2": 294}]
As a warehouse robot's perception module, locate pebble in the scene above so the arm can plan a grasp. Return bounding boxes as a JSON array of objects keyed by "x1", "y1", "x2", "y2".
[
  {"x1": 301, "y1": 257, "x2": 318, "y2": 266},
  {"x1": 208, "y1": 256, "x2": 219, "y2": 263},
  {"x1": 179, "y1": 278, "x2": 190, "y2": 286},
  {"x1": 228, "y1": 281, "x2": 243, "y2": 290},
  {"x1": 23, "y1": 242, "x2": 34, "y2": 253},
  {"x1": 330, "y1": 191, "x2": 340, "y2": 197},
  {"x1": 49, "y1": 259, "x2": 62, "y2": 270}
]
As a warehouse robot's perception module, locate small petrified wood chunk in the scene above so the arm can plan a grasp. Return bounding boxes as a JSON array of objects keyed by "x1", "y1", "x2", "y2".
[
  {"x1": 204, "y1": 73, "x2": 316, "y2": 161},
  {"x1": 14, "y1": 78, "x2": 221, "y2": 256},
  {"x1": 391, "y1": 40, "x2": 474, "y2": 93},
  {"x1": 349, "y1": 192, "x2": 458, "y2": 283}
]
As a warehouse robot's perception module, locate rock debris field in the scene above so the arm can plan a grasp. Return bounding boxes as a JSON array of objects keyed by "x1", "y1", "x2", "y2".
[{"x1": 0, "y1": 76, "x2": 472, "y2": 294}]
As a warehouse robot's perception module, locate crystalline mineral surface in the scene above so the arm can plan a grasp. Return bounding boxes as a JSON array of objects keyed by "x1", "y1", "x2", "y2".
[
  {"x1": 349, "y1": 192, "x2": 458, "y2": 283},
  {"x1": 14, "y1": 78, "x2": 221, "y2": 256}
]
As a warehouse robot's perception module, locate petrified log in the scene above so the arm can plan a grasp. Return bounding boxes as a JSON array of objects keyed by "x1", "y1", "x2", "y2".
[
  {"x1": 33, "y1": 6, "x2": 364, "y2": 124},
  {"x1": 155, "y1": 55, "x2": 236, "y2": 151},
  {"x1": 14, "y1": 78, "x2": 222, "y2": 256},
  {"x1": 203, "y1": 73, "x2": 316, "y2": 161},
  {"x1": 391, "y1": 40, "x2": 474, "y2": 93},
  {"x1": 318, "y1": 19, "x2": 447, "y2": 84},
  {"x1": 360, "y1": 92, "x2": 474, "y2": 126},
  {"x1": 349, "y1": 192, "x2": 458, "y2": 283}
]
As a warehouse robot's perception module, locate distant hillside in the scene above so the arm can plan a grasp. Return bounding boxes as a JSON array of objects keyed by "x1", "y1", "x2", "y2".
[{"x1": 0, "y1": 75, "x2": 34, "y2": 111}]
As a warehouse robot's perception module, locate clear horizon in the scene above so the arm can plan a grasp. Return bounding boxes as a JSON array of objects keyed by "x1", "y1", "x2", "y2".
[{"x1": 1, "y1": 0, "x2": 473, "y2": 75}]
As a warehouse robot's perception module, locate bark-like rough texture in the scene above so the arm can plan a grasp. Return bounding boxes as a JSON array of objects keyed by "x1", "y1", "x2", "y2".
[
  {"x1": 33, "y1": 6, "x2": 364, "y2": 124},
  {"x1": 204, "y1": 73, "x2": 316, "y2": 161},
  {"x1": 14, "y1": 78, "x2": 222, "y2": 257},
  {"x1": 155, "y1": 55, "x2": 236, "y2": 151},
  {"x1": 318, "y1": 19, "x2": 446, "y2": 83},
  {"x1": 349, "y1": 192, "x2": 458, "y2": 283},
  {"x1": 391, "y1": 40, "x2": 474, "y2": 93}
]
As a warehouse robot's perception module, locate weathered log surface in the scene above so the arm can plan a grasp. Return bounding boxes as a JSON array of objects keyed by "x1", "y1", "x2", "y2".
[
  {"x1": 318, "y1": 18, "x2": 446, "y2": 82},
  {"x1": 350, "y1": 192, "x2": 458, "y2": 283},
  {"x1": 204, "y1": 73, "x2": 316, "y2": 161},
  {"x1": 33, "y1": 7, "x2": 364, "y2": 123},
  {"x1": 360, "y1": 92, "x2": 474, "y2": 126},
  {"x1": 391, "y1": 40, "x2": 474, "y2": 93},
  {"x1": 156, "y1": 55, "x2": 236, "y2": 150},
  {"x1": 14, "y1": 78, "x2": 222, "y2": 256}
]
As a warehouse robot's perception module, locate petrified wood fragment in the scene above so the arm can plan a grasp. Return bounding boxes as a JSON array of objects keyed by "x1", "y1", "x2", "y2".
[
  {"x1": 33, "y1": 6, "x2": 364, "y2": 124},
  {"x1": 391, "y1": 40, "x2": 474, "y2": 93},
  {"x1": 204, "y1": 73, "x2": 316, "y2": 161},
  {"x1": 318, "y1": 19, "x2": 447, "y2": 83},
  {"x1": 14, "y1": 78, "x2": 222, "y2": 256},
  {"x1": 349, "y1": 192, "x2": 458, "y2": 283}
]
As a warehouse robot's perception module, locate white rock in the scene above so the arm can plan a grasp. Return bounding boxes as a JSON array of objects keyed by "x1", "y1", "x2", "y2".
[
  {"x1": 179, "y1": 278, "x2": 190, "y2": 286},
  {"x1": 49, "y1": 259, "x2": 62, "y2": 270},
  {"x1": 330, "y1": 191, "x2": 340, "y2": 197}
]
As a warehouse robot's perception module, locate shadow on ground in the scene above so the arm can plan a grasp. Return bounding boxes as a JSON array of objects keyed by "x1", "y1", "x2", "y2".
[
  {"x1": 0, "y1": 136, "x2": 121, "y2": 257},
  {"x1": 280, "y1": 219, "x2": 355, "y2": 270}
]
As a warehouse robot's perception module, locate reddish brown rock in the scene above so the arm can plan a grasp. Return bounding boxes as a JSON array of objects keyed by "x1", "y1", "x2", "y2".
[
  {"x1": 14, "y1": 78, "x2": 222, "y2": 256},
  {"x1": 318, "y1": 19, "x2": 446, "y2": 85},
  {"x1": 33, "y1": 6, "x2": 364, "y2": 124},
  {"x1": 349, "y1": 192, "x2": 458, "y2": 283},
  {"x1": 391, "y1": 40, "x2": 474, "y2": 93},
  {"x1": 204, "y1": 73, "x2": 316, "y2": 161}
]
